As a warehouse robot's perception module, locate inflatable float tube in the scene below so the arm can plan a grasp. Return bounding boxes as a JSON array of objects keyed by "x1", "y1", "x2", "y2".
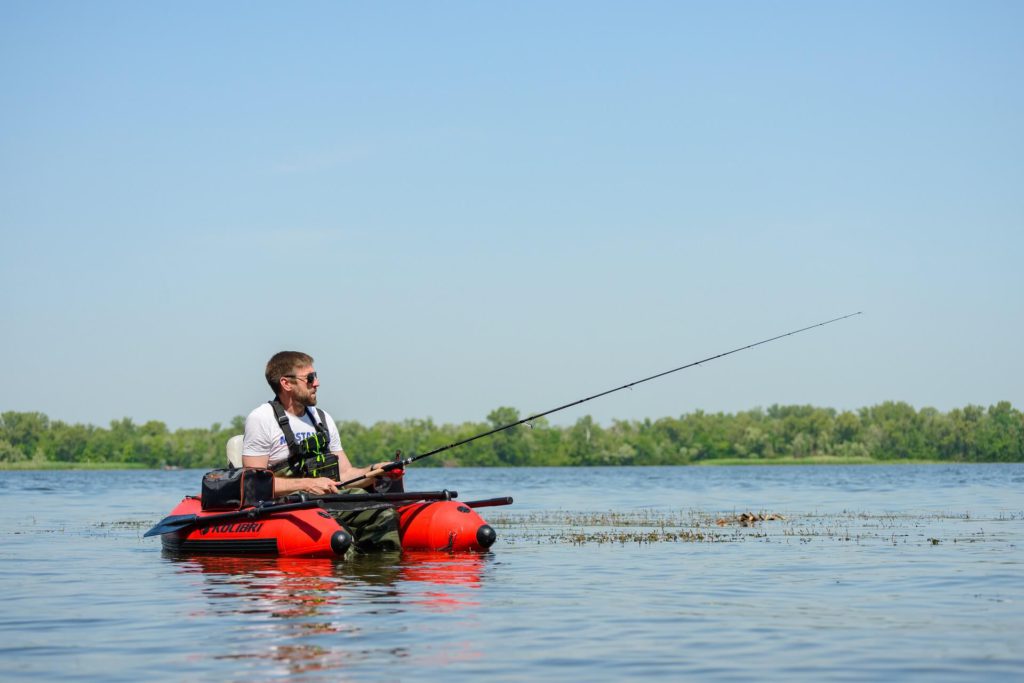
[{"x1": 157, "y1": 496, "x2": 501, "y2": 558}]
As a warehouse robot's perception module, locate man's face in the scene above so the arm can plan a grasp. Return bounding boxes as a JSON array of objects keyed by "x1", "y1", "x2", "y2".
[{"x1": 284, "y1": 364, "x2": 320, "y2": 407}]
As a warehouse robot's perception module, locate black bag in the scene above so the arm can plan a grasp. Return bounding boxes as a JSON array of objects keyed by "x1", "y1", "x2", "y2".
[{"x1": 200, "y1": 467, "x2": 275, "y2": 511}]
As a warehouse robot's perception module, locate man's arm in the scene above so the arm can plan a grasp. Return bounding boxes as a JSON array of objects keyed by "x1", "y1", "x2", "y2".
[
  {"x1": 322, "y1": 418, "x2": 391, "y2": 489},
  {"x1": 333, "y1": 449, "x2": 392, "y2": 489},
  {"x1": 242, "y1": 454, "x2": 340, "y2": 496},
  {"x1": 241, "y1": 407, "x2": 340, "y2": 495}
]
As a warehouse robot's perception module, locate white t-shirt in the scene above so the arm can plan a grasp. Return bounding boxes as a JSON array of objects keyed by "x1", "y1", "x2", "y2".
[{"x1": 241, "y1": 402, "x2": 343, "y2": 469}]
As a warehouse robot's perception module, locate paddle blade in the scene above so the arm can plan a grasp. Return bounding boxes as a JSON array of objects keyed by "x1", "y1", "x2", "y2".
[{"x1": 143, "y1": 514, "x2": 198, "y2": 537}]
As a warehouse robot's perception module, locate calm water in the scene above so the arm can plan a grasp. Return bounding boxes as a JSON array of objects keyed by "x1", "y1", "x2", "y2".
[{"x1": 1, "y1": 464, "x2": 1022, "y2": 681}]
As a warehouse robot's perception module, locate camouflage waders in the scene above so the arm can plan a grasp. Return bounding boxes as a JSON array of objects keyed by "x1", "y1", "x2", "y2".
[{"x1": 326, "y1": 488, "x2": 402, "y2": 558}]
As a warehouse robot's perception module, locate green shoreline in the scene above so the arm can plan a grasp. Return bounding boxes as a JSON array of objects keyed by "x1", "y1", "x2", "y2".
[
  {"x1": 4, "y1": 402, "x2": 1021, "y2": 468},
  {"x1": 691, "y1": 455, "x2": 946, "y2": 466},
  {"x1": 0, "y1": 457, "x2": 960, "y2": 471},
  {"x1": 0, "y1": 461, "x2": 151, "y2": 471}
]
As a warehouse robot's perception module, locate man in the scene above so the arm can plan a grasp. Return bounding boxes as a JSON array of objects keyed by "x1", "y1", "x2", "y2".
[{"x1": 242, "y1": 351, "x2": 401, "y2": 552}]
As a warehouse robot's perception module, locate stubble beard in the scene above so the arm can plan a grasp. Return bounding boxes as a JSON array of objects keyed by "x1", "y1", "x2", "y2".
[{"x1": 299, "y1": 388, "x2": 318, "y2": 408}]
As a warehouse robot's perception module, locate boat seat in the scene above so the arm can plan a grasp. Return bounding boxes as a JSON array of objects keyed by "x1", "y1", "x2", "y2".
[{"x1": 226, "y1": 434, "x2": 244, "y2": 468}]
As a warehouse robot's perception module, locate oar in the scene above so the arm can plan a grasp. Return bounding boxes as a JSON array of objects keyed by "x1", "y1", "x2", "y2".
[
  {"x1": 463, "y1": 496, "x2": 513, "y2": 509},
  {"x1": 286, "y1": 490, "x2": 458, "y2": 504},
  {"x1": 146, "y1": 490, "x2": 462, "y2": 538},
  {"x1": 143, "y1": 500, "x2": 323, "y2": 538}
]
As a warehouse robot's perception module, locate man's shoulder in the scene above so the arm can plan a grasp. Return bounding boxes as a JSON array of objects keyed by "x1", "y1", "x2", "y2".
[
  {"x1": 246, "y1": 402, "x2": 276, "y2": 422},
  {"x1": 245, "y1": 401, "x2": 333, "y2": 427},
  {"x1": 247, "y1": 402, "x2": 333, "y2": 421}
]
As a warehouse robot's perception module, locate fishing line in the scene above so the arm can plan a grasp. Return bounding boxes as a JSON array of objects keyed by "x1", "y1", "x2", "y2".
[{"x1": 339, "y1": 311, "x2": 862, "y2": 487}]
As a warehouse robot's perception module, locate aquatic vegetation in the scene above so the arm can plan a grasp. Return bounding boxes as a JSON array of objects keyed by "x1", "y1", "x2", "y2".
[
  {"x1": 96, "y1": 519, "x2": 151, "y2": 529},
  {"x1": 486, "y1": 509, "x2": 1008, "y2": 546}
]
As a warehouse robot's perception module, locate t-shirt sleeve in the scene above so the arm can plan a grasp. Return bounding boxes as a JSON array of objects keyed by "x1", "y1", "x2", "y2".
[
  {"x1": 242, "y1": 407, "x2": 274, "y2": 457},
  {"x1": 325, "y1": 412, "x2": 343, "y2": 453}
]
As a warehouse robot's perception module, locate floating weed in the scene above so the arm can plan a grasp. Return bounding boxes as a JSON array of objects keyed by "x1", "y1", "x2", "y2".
[
  {"x1": 95, "y1": 519, "x2": 150, "y2": 529},
  {"x1": 488, "y1": 509, "x2": 785, "y2": 545},
  {"x1": 11, "y1": 519, "x2": 152, "y2": 538},
  {"x1": 487, "y1": 509, "x2": 1004, "y2": 547}
]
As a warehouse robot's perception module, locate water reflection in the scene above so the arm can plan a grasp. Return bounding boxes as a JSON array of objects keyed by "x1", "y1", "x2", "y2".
[
  {"x1": 168, "y1": 552, "x2": 489, "y2": 608},
  {"x1": 164, "y1": 552, "x2": 490, "y2": 674},
  {"x1": 170, "y1": 555, "x2": 374, "y2": 618},
  {"x1": 400, "y1": 552, "x2": 485, "y2": 612}
]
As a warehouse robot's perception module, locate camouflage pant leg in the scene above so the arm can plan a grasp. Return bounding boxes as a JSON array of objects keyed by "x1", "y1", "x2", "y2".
[{"x1": 328, "y1": 488, "x2": 402, "y2": 553}]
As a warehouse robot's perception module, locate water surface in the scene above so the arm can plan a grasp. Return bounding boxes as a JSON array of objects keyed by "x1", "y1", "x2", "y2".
[{"x1": 1, "y1": 465, "x2": 1021, "y2": 681}]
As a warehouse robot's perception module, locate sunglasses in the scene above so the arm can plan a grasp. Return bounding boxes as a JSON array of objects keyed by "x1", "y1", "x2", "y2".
[{"x1": 283, "y1": 372, "x2": 318, "y2": 385}]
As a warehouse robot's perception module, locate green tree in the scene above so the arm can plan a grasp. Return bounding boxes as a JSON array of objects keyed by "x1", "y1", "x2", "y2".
[
  {"x1": 486, "y1": 408, "x2": 532, "y2": 466},
  {"x1": 859, "y1": 402, "x2": 928, "y2": 459},
  {"x1": 978, "y1": 402, "x2": 1024, "y2": 462},
  {"x1": 0, "y1": 411, "x2": 50, "y2": 460}
]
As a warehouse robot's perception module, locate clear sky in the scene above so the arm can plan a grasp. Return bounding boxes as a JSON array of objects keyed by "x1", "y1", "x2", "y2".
[{"x1": 1, "y1": 1, "x2": 1021, "y2": 430}]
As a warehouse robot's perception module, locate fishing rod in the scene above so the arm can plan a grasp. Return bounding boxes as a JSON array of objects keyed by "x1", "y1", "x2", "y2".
[{"x1": 339, "y1": 311, "x2": 862, "y2": 488}]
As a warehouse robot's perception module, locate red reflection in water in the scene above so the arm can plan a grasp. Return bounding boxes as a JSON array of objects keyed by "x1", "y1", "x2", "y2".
[
  {"x1": 177, "y1": 555, "x2": 350, "y2": 619},
  {"x1": 172, "y1": 551, "x2": 489, "y2": 610},
  {"x1": 399, "y1": 551, "x2": 488, "y2": 612},
  {"x1": 400, "y1": 551, "x2": 486, "y2": 586},
  {"x1": 169, "y1": 553, "x2": 491, "y2": 673}
]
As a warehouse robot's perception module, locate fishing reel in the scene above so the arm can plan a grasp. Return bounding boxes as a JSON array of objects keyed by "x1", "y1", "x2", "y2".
[{"x1": 372, "y1": 450, "x2": 406, "y2": 493}]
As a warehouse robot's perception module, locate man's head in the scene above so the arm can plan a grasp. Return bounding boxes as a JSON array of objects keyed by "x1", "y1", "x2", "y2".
[{"x1": 265, "y1": 351, "x2": 320, "y2": 406}]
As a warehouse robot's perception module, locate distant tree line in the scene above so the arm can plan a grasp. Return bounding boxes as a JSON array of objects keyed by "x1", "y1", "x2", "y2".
[{"x1": 1, "y1": 401, "x2": 1021, "y2": 469}]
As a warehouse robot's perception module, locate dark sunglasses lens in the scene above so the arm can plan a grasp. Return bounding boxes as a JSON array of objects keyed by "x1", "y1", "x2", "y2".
[{"x1": 306, "y1": 372, "x2": 317, "y2": 383}]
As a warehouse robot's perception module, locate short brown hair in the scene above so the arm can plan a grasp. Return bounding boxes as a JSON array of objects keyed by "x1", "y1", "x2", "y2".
[{"x1": 265, "y1": 351, "x2": 314, "y2": 396}]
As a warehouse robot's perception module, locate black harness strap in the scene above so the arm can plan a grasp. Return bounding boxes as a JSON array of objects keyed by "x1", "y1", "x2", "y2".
[{"x1": 268, "y1": 400, "x2": 330, "y2": 474}]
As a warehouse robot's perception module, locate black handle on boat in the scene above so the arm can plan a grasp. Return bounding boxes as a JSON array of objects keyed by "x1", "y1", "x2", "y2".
[
  {"x1": 336, "y1": 312, "x2": 862, "y2": 487},
  {"x1": 286, "y1": 490, "x2": 458, "y2": 504},
  {"x1": 143, "y1": 499, "x2": 324, "y2": 538},
  {"x1": 463, "y1": 496, "x2": 513, "y2": 509}
]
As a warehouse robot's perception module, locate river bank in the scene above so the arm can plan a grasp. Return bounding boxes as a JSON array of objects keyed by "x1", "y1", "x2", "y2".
[
  {"x1": 0, "y1": 461, "x2": 152, "y2": 470},
  {"x1": 0, "y1": 456, "x2": 964, "y2": 470}
]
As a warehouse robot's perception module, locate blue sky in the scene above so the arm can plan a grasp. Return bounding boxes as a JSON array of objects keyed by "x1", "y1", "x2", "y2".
[{"x1": 1, "y1": 2, "x2": 1021, "y2": 430}]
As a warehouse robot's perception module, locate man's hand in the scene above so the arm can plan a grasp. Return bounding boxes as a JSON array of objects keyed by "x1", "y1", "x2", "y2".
[
  {"x1": 368, "y1": 462, "x2": 405, "y2": 479},
  {"x1": 302, "y1": 477, "x2": 339, "y2": 495}
]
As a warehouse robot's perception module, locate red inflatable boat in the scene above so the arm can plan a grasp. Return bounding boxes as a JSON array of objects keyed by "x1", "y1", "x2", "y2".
[{"x1": 153, "y1": 493, "x2": 505, "y2": 558}]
